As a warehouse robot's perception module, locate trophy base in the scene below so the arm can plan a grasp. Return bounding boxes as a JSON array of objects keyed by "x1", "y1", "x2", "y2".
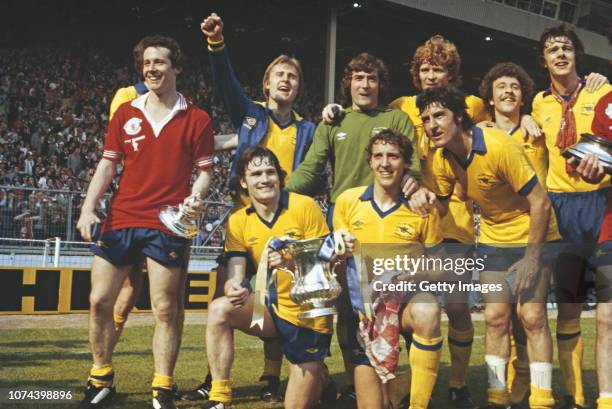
[
  {"x1": 159, "y1": 208, "x2": 198, "y2": 239},
  {"x1": 298, "y1": 306, "x2": 337, "y2": 319}
]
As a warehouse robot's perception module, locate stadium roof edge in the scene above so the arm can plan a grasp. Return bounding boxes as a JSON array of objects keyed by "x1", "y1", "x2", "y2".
[{"x1": 382, "y1": 0, "x2": 611, "y2": 60}]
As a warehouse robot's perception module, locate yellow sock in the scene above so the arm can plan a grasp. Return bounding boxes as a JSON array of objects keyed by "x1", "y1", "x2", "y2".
[
  {"x1": 488, "y1": 388, "x2": 510, "y2": 407},
  {"x1": 598, "y1": 396, "x2": 612, "y2": 409},
  {"x1": 209, "y1": 379, "x2": 232, "y2": 404},
  {"x1": 152, "y1": 373, "x2": 173, "y2": 397},
  {"x1": 409, "y1": 334, "x2": 443, "y2": 409},
  {"x1": 89, "y1": 364, "x2": 114, "y2": 388},
  {"x1": 557, "y1": 318, "x2": 585, "y2": 406},
  {"x1": 447, "y1": 326, "x2": 473, "y2": 388},
  {"x1": 529, "y1": 385, "x2": 555, "y2": 409},
  {"x1": 261, "y1": 358, "x2": 282, "y2": 378},
  {"x1": 113, "y1": 313, "x2": 127, "y2": 333},
  {"x1": 508, "y1": 339, "x2": 530, "y2": 404}
]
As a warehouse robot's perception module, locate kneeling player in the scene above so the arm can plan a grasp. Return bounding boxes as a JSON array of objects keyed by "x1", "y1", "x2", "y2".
[
  {"x1": 333, "y1": 129, "x2": 444, "y2": 409},
  {"x1": 203, "y1": 146, "x2": 332, "y2": 409}
]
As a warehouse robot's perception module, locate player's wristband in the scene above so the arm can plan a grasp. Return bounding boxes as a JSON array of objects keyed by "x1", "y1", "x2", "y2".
[{"x1": 207, "y1": 36, "x2": 225, "y2": 50}]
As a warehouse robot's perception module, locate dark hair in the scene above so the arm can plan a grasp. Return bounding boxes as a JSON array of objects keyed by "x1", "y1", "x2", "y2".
[
  {"x1": 479, "y1": 62, "x2": 534, "y2": 117},
  {"x1": 133, "y1": 35, "x2": 185, "y2": 75},
  {"x1": 366, "y1": 129, "x2": 414, "y2": 167},
  {"x1": 416, "y1": 85, "x2": 473, "y2": 131},
  {"x1": 236, "y1": 146, "x2": 286, "y2": 190},
  {"x1": 410, "y1": 35, "x2": 461, "y2": 90},
  {"x1": 338, "y1": 53, "x2": 390, "y2": 107},
  {"x1": 538, "y1": 24, "x2": 584, "y2": 69}
]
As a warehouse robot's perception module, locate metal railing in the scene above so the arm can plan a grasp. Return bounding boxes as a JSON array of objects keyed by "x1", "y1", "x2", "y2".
[{"x1": 0, "y1": 186, "x2": 232, "y2": 246}]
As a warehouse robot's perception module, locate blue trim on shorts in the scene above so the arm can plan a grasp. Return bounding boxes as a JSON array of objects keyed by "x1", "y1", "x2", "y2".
[
  {"x1": 549, "y1": 188, "x2": 608, "y2": 245},
  {"x1": 91, "y1": 228, "x2": 189, "y2": 268},
  {"x1": 267, "y1": 306, "x2": 331, "y2": 364}
]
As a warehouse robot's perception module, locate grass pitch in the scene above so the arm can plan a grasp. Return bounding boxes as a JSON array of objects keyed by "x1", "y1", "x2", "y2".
[{"x1": 0, "y1": 318, "x2": 598, "y2": 409}]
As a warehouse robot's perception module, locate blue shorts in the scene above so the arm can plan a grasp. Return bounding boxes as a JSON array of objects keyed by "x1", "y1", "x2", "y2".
[
  {"x1": 477, "y1": 242, "x2": 563, "y2": 272},
  {"x1": 268, "y1": 306, "x2": 331, "y2": 364},
  {"x1": 92, "y1": 228, "x2": 190, "y2": 268},
  {"x1": 549, "y1": 189, "x2": 608, "y2": 246}
]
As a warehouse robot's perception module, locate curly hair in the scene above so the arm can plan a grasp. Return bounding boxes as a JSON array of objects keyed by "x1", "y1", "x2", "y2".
[
  {"x1": 538, "y1": 24, "x2": 584, "y2": 69},
  {"x1": 416, "y1": 85, "x2": 473, "y2": 132},
  {"x1": 479, "y1": 62, "x2": 535, "y2": 118},
  {"x1": 133, "y1": 35, "x2": 185, "y2": 75},
  {"x1": 338, "y1": 53, "x2": 390, "y2": 108},
  {"x1": 366, "y1": 128, "x2": 414, "y2": 168},
  {"x1": 262, "y1": 55, "x2": 304, "y2": 101},
  {"x1": 410, "y1": 35, "x2": 461, "y2": 90}
]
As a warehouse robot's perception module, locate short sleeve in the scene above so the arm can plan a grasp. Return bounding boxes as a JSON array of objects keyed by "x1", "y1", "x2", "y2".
[
  {"x1": 224, "y1": 212, "x2": 248, "y2": 258},
  {"x1": 500, "y1": 140, "x2": 537, "y2": 196},
  {"x1": 193, "y1": 113, "x2": 215, "y2": 170},
  {"x1": 421, "y1": 207, "x2": 443, "y2": 247},
  {"x1": 102, "y1": 109, "x2": 125, "y2": 162},
  {"x1": 466, "y1": 95, "x2": 491, "y2": 123},
  {"x1": 332, "y1": 191, "x2": 351, "y2": 231},
  {"x1": 431, "y1": 150, "x2": 455, "y2": 200},
  {"x1": 302, "y1": 197, "x2": 329, "y2": 238}
]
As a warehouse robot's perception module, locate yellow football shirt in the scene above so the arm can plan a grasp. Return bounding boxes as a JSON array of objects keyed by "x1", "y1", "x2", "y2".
[
  {"x1": 431, "y1": 126, "x2": 560, "y2": 244},
  {"x1": 224, "y1": 191, "x2": 331, "y2": 333},
  {"x1": 390, "y1": 94, "x2": 488, "y2": 243},
  {"x1": 532, "y1": 84, "x2": 612, "y2": 193},
  {"x1": 261, "y1": 115, "x2": 298, "y2": 178}
]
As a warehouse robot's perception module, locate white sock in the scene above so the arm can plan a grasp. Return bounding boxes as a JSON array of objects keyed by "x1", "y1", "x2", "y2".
[
  {"x1": 529, "y1": 362, "x2": 552, "y2": 390},
  {"x1": 485, "y1": 354, "x2": 508, "y2": 390}
]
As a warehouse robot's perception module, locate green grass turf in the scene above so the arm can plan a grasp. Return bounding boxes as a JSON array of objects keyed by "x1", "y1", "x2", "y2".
[{"x1": 0, "y1": 318, "x2": 598, "y2": 409}]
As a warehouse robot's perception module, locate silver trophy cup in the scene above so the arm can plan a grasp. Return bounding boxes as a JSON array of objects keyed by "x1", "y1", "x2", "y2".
[
  {"x1": 562, "y1": 133, "x2": 612, "y2": 174},
  {"x1": 285, "y1": 238, "x2": 342, "y2": 319},
  {"x1": 159, "y1": 196, "x2": 199, "y2": 239}
]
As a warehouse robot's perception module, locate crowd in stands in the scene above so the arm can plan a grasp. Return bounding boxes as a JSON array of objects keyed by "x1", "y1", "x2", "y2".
[{"x1": 0, "y1": 47, "x2": 324, "y2": 242}]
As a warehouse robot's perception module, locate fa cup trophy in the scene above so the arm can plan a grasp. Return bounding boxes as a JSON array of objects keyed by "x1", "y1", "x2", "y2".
[
  {"x1": 285, "y1": 237, "x2": 343, "y2": 319},
  {"x1": 562, "y1": 133, "x2": 612, "y2": 174},
  {"x1": 159, "y1": 194, "x2": 200, "y2": 239}
]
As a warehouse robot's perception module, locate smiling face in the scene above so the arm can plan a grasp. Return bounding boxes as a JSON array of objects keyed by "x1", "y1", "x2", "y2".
[
  {"x1": 369, "y1": 141, "x2": 405, "y2": 190},
  {"x1": 265, "y1": 63, "x2": 300, "y2": 107},
  {"x1": 418, "y1": 62, "x2": 451, "y2": 90},
  {"x1": 542, "y1": 36, "x2": 577, "y2": 79},
  {"x1": 420, "y1": 103, "x2": 462, "y2": 148},
  {"x1": 240, "y1": 156, "x2": 281, "y2": 205},
  {"x1": 142, "y1": 46, "x2": 180, "y2": 95},
  {"x1": 351, "y1": 70, "x2": 380, "y2": 110},
  {"x1": 490, "y1": 75, "x2": 522, "y2": 117}
]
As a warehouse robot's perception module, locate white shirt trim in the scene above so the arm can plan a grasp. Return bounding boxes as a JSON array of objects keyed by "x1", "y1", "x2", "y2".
[{"x1": 131, "y1": 92, "x2": 188, "y2": 138}]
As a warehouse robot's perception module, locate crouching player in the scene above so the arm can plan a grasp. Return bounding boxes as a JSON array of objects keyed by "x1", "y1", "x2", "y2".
[
  {"x1": 413, "y1": 85, "x2": 560, "y2": 409},
  {"x1": 202, "y1": 146, "x2": 332, "y2": 409},
  {"x1": 333, "y1": 129, "x2": 444, "y2": 409}
]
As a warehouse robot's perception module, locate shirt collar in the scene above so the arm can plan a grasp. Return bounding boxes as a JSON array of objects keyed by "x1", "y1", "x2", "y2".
[
  {"x1": 471, "y1": 125, "x2": 487, "y2": 153},
  {"x1": 131, "y1": 91, "x2": 188, "y2": 113},
  {"x1": 246, "y1": 190, "x2": 289, "y2": 214},
  {"x1": 358, "y1": 184, "x2": 409, "y2": 205}
]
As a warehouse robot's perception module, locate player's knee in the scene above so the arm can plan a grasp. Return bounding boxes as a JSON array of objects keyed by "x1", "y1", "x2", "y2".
[
  {"x1": 410, "y1": 303, "x2": 441, "y2": 334},
  {"x1": 151, "y1": 298, "x2": 179, "y2": 323},
  {"x1": 484, "y1": 306, "x2": 510, "y2": 334},
  {"x1": 445, "y1": 302, "x2": 470, "y2": 320},
  {"x1": 557, "y1": 302, "x2": 582, "y2": 319},
  {"x1": 518, "y1": 306, "x2": 546, "y2": 333},
  {"x1": 207, "y1": 297, "x2": 232, "y2": 325},
  {"x1": 89, "y1": 291, "x2": 115, "y2": 315}
]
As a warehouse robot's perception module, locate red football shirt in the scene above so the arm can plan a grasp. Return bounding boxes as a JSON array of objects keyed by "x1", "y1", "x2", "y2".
[
  {"x1": 592, "y1": 91, "x2": 612, "y2": 243},
  {"x1": 102, "y1": 92, "x2": 214, "y2": 234}
]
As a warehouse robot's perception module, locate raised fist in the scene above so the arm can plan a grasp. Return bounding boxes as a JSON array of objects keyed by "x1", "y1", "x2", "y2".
[{"x1": 201, "y1": 13, "x2": 224, "y2": 42}]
